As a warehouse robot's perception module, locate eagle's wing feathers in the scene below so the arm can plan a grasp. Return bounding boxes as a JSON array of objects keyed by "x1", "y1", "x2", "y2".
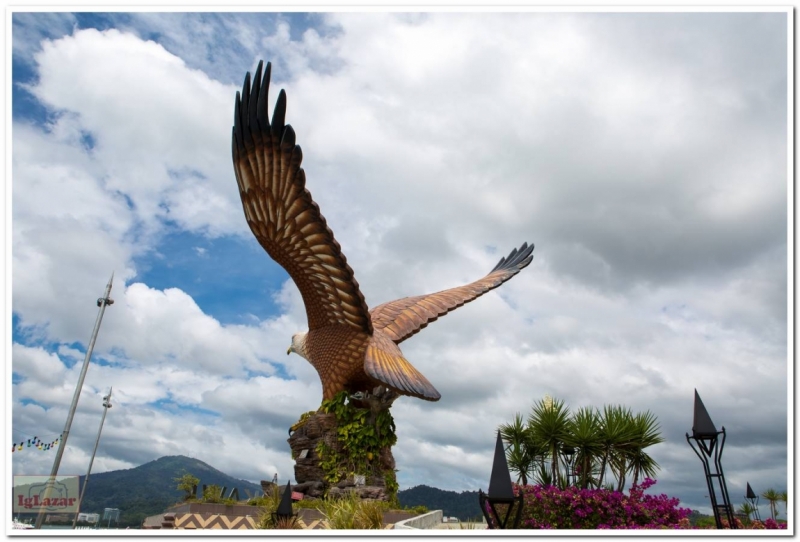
[
  {"x1": 370, "y1": 243, "x2": 534, "y2": 343},
  {"x1": 232, "y1": 61, "x2": 372, "y2": 333}
]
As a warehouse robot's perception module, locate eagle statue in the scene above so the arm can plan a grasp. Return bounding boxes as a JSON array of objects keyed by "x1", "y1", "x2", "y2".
[{"x1": 232, "y1": 61, "x2": 534, "y2": 405}]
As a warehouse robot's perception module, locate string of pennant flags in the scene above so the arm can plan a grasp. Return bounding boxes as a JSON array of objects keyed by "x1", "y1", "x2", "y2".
[{"x1": 11, "y1": 433, "x2": 64, "y2": 453}]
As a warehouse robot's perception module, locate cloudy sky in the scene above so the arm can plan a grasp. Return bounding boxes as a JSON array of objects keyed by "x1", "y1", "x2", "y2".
[{"x1": 7, "y1": 9, "x2": 791, "y2": 518}]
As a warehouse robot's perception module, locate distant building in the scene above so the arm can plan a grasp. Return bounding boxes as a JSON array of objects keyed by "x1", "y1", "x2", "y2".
[{"x1": 78, "y1": 513, "x2": 100, "y2": 523}]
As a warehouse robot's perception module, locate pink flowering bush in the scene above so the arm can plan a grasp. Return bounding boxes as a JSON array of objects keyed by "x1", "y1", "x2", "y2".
[
  {"x1": 736, "y1": 518, "x2": 787, "y2": 530},
  {"x1": 503, "y1": 478, "x2": 691, "y2": 529}
]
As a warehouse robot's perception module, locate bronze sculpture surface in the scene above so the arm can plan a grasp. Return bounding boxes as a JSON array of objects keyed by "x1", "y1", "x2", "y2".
[{"x1": 232, "y1": 61, "x2": 534, "y2": 405}]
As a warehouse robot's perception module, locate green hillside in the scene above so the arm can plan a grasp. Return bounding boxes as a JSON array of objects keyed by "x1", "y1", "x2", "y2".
[
  {"x1": 18, "y1": 455, "x2": 483, "y2": 527},
  {"x1": 398, "y1": 484, "x2": 482, "y2": 520},
  {"x1": 64, "y1": 455, "x2": 262, "y2": 527}
]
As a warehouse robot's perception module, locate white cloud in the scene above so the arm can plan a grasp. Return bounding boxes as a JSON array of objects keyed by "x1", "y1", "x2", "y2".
[{"x1": 9, "y1": 12, "x2": 788, "y2": 515}]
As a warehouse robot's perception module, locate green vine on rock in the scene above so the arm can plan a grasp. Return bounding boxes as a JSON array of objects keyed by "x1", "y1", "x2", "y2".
[
  {"x1": 315, "y1": 391, "x2": 398, "y2": 498},
  {"x1": 384, "y1": 470, "x2": 400, "y2": 508}
]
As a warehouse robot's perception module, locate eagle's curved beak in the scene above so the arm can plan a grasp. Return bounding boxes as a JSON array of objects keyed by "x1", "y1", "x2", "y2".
[{"x1": 287, "y1": 346, "x2": 292, "y2": 355}]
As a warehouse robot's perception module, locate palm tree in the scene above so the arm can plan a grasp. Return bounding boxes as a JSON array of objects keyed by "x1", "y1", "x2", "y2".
[
  {"x1": 499, "y1": 399, "x2": 664, "y2": 492},
  {"x1": 780, "y1": 490, "x2": 787, "y2": 517},
  {"x1": 529, "y1": 397, "x2": 571, "y2": 487},
  {"x1": 737, "y1": 502, "x2": 755, "y2": 526},
  {"x1": 564, "y1": 406, "x2": 602, "y2": 489},
  {"x1": 625, "y1": 410, "x2": 664, "y2": 488},
  {"x1": 761, "y1": 488, "x2": 780, "y2": 520},
  {"x1": 499, "y1": 412, "x2": 540, "y2": 485},
  {"x1": 596, "y1": 405, "x2": 636, "y2": 490}
]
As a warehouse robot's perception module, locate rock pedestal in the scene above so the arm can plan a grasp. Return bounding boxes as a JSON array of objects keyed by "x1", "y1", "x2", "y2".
[{"x1": 286, "y1": 411, "x2": 395, "y2": 502}]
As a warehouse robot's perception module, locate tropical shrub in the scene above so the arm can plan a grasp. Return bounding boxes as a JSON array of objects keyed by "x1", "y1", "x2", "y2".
[
  {"x1": 498, "y1": 478, "x2": 690, "y2": 529},
  {"x1": 499, "y1": 396, "x2": 663, "y2": 492},
  {"x1": 319, "y1": 491, "x2": 388, "y2": 529},
  {"x1": 716, "y1": 518, "x2": 787, "y2": 530},
  {"x1": 174, "y1": 472, "x2": 200, "y2": 502}
]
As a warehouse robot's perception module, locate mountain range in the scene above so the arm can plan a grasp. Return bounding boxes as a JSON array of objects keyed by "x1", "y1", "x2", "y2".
[
  {"x1": 16, "y1": 455, "x2": 482, "y2": 526},
  {"x1": 17, "y1": 455, "x2": 263, "y2": 527}
]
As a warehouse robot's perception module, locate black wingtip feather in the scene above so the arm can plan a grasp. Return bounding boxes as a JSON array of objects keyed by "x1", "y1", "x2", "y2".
[
  {"x1": 491, "y1": 242, "x2": 535, "y2": 273},
  {"x1": 256, "y1": 62, "x2": 271, "y2": 126},
  {"x1": 233, "y1": 91, "x2": 244, "y2": 145},
  {"x1": 248, "y1": 61, "x2": 263, "y2": 122},
  {"x1": 241, "y1": 71, "x2": 251, "y2": 119},
  {"x1": 272, "y1": 89, "x2": 287, "y2": 136},
  {"x1": 281, "y1": 125, "x2": 296, "y2": 147}
]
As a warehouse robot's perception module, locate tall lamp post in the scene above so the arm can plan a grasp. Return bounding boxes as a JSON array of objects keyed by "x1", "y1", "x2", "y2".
[
  {"x1": 746, "y1": 482, "x2": 762, "y2": 522},
  {"x1": 478, "y1": 432, "x2": 523, "y2": 529},
  {"x1": 561, "y1": 446, "x2": 576, "y2": 487},
  {"x1": 686, "y1": 389, "x2": 736, "y2": 529},
  {"x1": 34, "y1": 274, "x2": 114, "y2": 529},
  {"x1": 72, "y1": 389, "x2": 113, "y2": 529}
]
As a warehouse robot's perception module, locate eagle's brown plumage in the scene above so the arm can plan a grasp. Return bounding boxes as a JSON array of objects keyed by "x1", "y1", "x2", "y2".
[{"x1": 232, "y1": 61, "x2": 534, "y2": 403}]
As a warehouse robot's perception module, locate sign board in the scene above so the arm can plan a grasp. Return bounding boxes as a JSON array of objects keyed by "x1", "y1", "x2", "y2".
[
  {"x1": 13, "y1": 475, "x2": 80, "y2": 514},
  {"x1": 298, "y1": 449, "x2": 309, "y2": 459},
  {"x1": 291, "y1": 492, "x2": 304, "y2": 501}
]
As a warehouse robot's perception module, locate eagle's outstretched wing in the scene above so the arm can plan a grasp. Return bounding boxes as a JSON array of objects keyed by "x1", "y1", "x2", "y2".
[
  {"x1": 369, "y1": 243, "x2": 534, "y2": 343},
  {"x1": 232, "y1": 61, "x2": 372, "y2": 333}
]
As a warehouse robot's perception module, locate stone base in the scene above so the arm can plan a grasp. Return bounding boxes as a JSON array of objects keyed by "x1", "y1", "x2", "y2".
[{"x1": 286, "y1": 410, "x2": 395, "y2": 502}]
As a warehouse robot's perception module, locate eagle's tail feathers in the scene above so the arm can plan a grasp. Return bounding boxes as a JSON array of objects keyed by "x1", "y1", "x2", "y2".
[{"x1": 364, "y1": 340, "x2": 440, "y2": 402}]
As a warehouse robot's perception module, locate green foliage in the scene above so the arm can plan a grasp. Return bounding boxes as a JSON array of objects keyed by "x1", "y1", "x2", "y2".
[
  {"x1": 384, "y1": 470, "x2": 400, "y2": 507},
  {"x1": 500, "y1": 397, "x2": 664, "y2": 493},
  {"x1": 737, "y1": 501, "x2": 756, "y2": 525},
  {"x1": 761, "y1": 488, "x2": 782, "y2": 520},
  {"x1": 499, "y1": 412, "x2": 542, "y2": 486},
  {"x1": 253, "y1": 486, "x2": 283, "y2": 529},
  {"x1": 319, "y1": 490, "x2": 388, "y2": 529},
  {"x1": 405, "y1": 504, "x2": 429, "y2": 515},
  {"x1": 693, "y1": 515, "x2": 718, "y2": 528},
  {"x1": 200, "y1": 483, "x2": 237, "y2": 505},
  {"x1": 174, "y1": 472, "x2": 200, "y2": 502},
  {"x1": 529, "y1": 396, "x2": 572, "y2": 487},
  {"x1": 314, "y1": 391, "x2": 398, "y2": 499}
]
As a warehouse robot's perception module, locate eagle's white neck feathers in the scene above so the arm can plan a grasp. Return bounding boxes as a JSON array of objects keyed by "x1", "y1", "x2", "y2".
[{"x1": 290, "y1": 332, "x2": 309, "y2": 360}]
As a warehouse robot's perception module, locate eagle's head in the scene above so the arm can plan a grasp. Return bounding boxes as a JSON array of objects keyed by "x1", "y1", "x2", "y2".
[{"x1": 287, "y1": 332, "x2": 309, "y2": 361}]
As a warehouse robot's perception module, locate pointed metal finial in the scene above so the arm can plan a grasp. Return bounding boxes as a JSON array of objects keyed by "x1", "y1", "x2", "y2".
[
  {"x1": 692, "y1": 389, "x2": 718, "y2": 438},
  {"x1": 488, "y1": 431, "x2": 514, "y2": 499},
  {"x1": 746, "y1": 482, "x2": 756, "y2": 500},
  {"x1": 276, "y1": 480, "x2": 293, "y2": 516}
]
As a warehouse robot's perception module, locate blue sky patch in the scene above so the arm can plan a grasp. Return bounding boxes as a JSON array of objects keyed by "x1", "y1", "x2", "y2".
[
  {"x1": 150, "y1": 397, "x2": 220, "y2": 418},
  {"x1": 132, "y1": 228, "x2": 291, "y2": 324}
]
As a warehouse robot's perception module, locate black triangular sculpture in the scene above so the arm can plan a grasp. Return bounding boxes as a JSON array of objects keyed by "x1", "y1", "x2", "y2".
[
  {"x1": 488, "y1": 431, "x2": 514, "y2": 500},
  {"x1": 746, "y1": 482, "x2": 756, "y2": 500},
  {"x1": 692, "y1": 389, "x2": 718, "y2": 438},
  {"x1": 276, "y1": 481, "x2": 293, "y2": 517}
]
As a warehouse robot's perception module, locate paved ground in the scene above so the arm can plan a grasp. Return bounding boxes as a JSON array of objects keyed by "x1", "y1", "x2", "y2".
[{"x1": 433, "y1": 522, "x2": 488, "y2": 530}]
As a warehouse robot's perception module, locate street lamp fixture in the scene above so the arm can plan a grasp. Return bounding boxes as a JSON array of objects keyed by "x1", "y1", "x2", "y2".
[
  {"x1": 479, "y1": 432, "x2": 523, "y2": 529},
  {"x1": 685, "y1": 389, "x2": 736, "y2": 529},
  {"x1": 561, "y1": 446, "x2": 576, "y2": 487},
  {"x1": 746, "y1": 482, "x2": 762, "y2": 522}
]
